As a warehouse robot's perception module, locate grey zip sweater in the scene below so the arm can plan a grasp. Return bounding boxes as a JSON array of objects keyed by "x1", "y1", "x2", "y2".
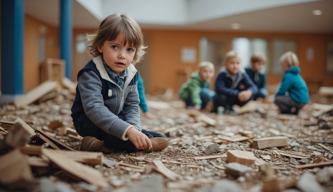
[{"x1": 71, "y1": 56, "x2": 141, "y2": 140}]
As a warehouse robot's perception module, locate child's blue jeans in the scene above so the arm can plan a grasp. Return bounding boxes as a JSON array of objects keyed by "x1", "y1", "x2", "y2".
[{"x1": 213, "y1": 94, "x2": 251, "y2": 112}]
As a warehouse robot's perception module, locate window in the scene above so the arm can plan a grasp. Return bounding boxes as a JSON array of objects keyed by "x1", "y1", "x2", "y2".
[
  {"x1": 271, "y1": 40, "x2": 296, "y2": 74},
  {"x1": 327, "y1": 41, "x2": 333, "y2": 72},
  {"x1": 232, "y1": 38, "x2": 268, "y2": 70}
]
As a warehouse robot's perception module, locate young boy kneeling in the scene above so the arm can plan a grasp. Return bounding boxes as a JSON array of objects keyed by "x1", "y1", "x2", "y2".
[
  {"x1": 213, "y1": 51, "x2": 257, "y2": 114},
  {"x1": 179, "y1": 61, "x2": 215, "y2": 111},
  {"x1": 274, "y1": 52, "x2": 309, "y2": 115},
  {"x1": 245, "y1": 53, "x2": 267, "y2": 100},
  {"x1": 71, "y1": 14, "x2": 168, "y2": 153}
]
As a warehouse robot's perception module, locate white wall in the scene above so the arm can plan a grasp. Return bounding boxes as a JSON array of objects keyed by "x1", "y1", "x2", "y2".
[
  {"x1": 101, "y1": 0, "x2": 187, "y2": 24},
  {"x1": 187, "y1": 0, "x2": 316, "y2": 23}
]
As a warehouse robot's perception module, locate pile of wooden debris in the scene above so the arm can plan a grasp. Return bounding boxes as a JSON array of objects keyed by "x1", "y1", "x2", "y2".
[{"x1": 0, "y1": 82, "x2": 333, "y2": 192}]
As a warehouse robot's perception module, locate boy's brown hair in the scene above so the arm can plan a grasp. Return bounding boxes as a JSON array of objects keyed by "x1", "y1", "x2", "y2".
[
  {"x1": 89, "y1": 14, "x2": 146, "y2": 63},
  {"x1": 224, "y1": 51, "x2": 240, "y2": 64},
  {"x1": 250, "y1": 53, "x2": 265, "y2": 64}
]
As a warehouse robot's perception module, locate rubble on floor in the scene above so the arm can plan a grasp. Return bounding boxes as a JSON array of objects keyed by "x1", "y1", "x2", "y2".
[{"x1": 0, "y1": 82, "x2": 332, "y2": 191}]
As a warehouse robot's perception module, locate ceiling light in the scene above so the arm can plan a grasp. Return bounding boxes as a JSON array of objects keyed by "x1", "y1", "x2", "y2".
[
  {"x1": 231, "y1": 23, "x2": 240, "y2": 30},
  {"x1": 312, "y1": 9, "x2": 322, "y2": 16}
]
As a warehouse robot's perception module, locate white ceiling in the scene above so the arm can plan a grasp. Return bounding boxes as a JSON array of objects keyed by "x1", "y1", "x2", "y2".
[
  {"x1": 186, "y1": 0, "x2": 333, "y2": 33},
  {"x1": 24, "y1": 0, "x2": 333, "y2": 33}
]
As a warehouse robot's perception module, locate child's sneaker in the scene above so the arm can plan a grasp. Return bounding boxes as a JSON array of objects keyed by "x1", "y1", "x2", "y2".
[
  {"x1": 80, "y1": 136, "x2": 112, "y2": 153},
  {"x1": 149, "y1": 137, "x2": 169, "y2": 152}
]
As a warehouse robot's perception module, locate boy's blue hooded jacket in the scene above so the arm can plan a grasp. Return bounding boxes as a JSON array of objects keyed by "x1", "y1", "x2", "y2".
[{"x1": 276, "y1": 66, "x2": 310, "y2": 104}]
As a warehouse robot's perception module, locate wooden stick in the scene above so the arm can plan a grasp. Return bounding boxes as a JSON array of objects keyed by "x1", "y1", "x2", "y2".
[
  {"x1": 153, "y1": 160, "x2": 180, "y2": 181},
  {"x1": 193, "y1": 154, "x2": 224, "y2": 160},
  {"x1": 296, "y1": 161, "x2": 333, "y2": 169}
]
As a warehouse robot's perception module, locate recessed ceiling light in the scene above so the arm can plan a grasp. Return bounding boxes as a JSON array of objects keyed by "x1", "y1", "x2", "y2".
[
  {"x1": 231, "y1": 23, "x2": 240, "y2": 30},
  {"x1": 313, "y1": 9, "x2": 322, "y2": 16}
]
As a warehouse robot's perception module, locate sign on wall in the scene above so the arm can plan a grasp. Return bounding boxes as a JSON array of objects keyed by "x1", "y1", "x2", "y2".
[{"x1": 181, "y1": 47, "x2": 196, "y2": 64}]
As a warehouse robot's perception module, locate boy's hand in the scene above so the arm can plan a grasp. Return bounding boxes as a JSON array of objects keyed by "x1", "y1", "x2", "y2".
[
  {"x1": 126, "y1": 127, "x2": 152, "y2": 150},
  {"x1": 238, "y1": 90, "x2": 252, "y2": 101}
]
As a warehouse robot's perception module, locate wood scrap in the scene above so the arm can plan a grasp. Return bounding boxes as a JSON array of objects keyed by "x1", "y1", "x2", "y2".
[
  {"x1": 226, "y1": 150, "x2": 256, "y2": 166},
  {"x1": 193, "y1": 154, "x2": 225, "y2": 160},
  {"x1": 28, "y1": 156, "x2": 49, "y2": 167},
  {"x1": 35, "y1": 129, "x2": 74, "y2": 151},
  {"x1": 296, "y1": 161, "x2": 333, "y2": 169},
  {"x1": 50, "y1": 150, "x2": 103, "y2": 166},
  {"x1": 153, "y1": 160, "x2": 180, "y2": 181},
  {"x1": 318, "y1": 86, "x2": 333, "y2": 96},
  {"x1": 61, "y1": 78, "x2": 77, "y2": 93},
  {"x1": 0, "y1": 150, "x2": 33, "y2": 184},
  {"x1": 274, "y1": 150, "x2": 310, "y2": 159},
  {"x1": 251, "y1": 136, "x2": 288, "y2": 149},
  {"x1": 5, "y1": 118, "x2": 35, "y2": 148},
  {"x1": 20, "y1": 144, "x2": 42, "y2": 156},
  {"x1": 14, "y1": 81, "x2": 58, "y2": 107},
  {"x1": 42, "y1": 149, "x2": 108, "y2": 188}
]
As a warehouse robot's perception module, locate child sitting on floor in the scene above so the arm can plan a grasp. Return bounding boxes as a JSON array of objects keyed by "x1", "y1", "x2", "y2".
[
  {"x1": 245, "y1": 53, "x2": 267, "y2": 100},
  {"x1": 179, "y1": 61, "x2": 215, "y2": 111},
  {"x1": 274, "y1": 51, "x2": 309, "y2": 115},
  {"x1": 71, "y1": 14, "x2": 168, "y2": 153},
  {"x1": 213, "y1": 51, "x2": 257, "y2": 114}
]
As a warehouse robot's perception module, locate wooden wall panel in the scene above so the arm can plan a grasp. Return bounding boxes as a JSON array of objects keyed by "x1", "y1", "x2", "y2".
[{"x1": 24, "y1": 15, "x2": 58, "y2": 92}]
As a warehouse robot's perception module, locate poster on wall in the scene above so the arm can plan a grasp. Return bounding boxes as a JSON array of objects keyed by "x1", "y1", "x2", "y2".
[{"x1": 181, "y1": 48, "x2": 196, "y2": 64}]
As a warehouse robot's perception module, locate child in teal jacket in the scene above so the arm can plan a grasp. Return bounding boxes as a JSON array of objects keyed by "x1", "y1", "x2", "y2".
[
  {"x1": 179, "y1": 61, "x2": 215, "y2": 111},
  {"x1": 274, "y1": 52, "x2": 310, "y2": 115}
]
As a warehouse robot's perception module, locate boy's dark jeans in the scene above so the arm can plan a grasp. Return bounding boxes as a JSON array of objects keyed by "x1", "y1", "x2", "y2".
[
  {"x1": 213, "y1": 94, "x2": 250, "y2": 113},
  {"x1": 184, "y1": 88, "x2": 214, "y2": 110},
  {"x1": 274, "y1": 95, "x2": 304, "y2": 115},
  {"x1": 74, "y1": 118, "x2": 164, "y2": 152}
]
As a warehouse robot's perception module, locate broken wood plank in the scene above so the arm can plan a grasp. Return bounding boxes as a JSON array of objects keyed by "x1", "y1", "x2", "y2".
[
  {"x1": 42, "y1": 149, "x2": 108, "y2": 188},
  {"x1": 0, "y1": 150, "x2": 33, "y2": 184},
  {"x1": 52, "y1": 150, "x2": 103, "y2": 166},
  {"x1": 296, "y1": 161, "x2": 333, "y2": 169},
  {"x1": 193, "y1": 154, "x2": 224, "y2": 160},
  {"x1": 14, "y1": 81, "x2": 58, "y2": 107},
  {"x1": 152, "y1": 160, "x2": 180, "y2": 181},
  {"x1": 274, "y1": 150, "x2": 310, "y2": 159},
  {"x1": 61, "y1": 78, "x2": 76, "y2": 93},
  {"x1": 28, "y1": 156, "x2": 49, "y2": 168},
  {"x1": 20, "y1": 145, "x2": 42, "y2": 156},
  {"x1": 318, "y1": 86, "x2": 333, "y2": 96},
  {"x1": 36, "y1": 129, "x2": 74, "y2": 151},
  {"x1": 5, "y1": 118, "x2": 35, "y2": 148},
  {"x1": 226, "y1": 150, "x2": 256, "y2": 166},
  {"x1": 251, "y1": 136, "x2": 288, "y2": 149}
]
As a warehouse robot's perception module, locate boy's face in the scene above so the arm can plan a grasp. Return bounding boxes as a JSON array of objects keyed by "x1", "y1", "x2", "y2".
[
  {"x1": 199, "y1": 66, "x2": 214, "y2": 81},
  {"x1": 98, "y1": 34, "x2": 136, "y2": 74},
  {"x1": 252, "y1": 61, "x2": 263, "y2": 72},
  {"x1": 225, "y1": 57, "x2": 240, "y2": 75}
]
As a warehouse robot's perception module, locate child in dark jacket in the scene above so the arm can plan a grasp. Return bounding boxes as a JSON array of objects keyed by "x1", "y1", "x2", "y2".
[
  {"x1": 274, "y1": 51, "x2": 310, "y2": 115},
  {"x1": 213, "y1": 51, "x2": 257, "y2": 113},
  {"x1": 179, "y1": 61, "x2": 215, "y2": 111},
  {"x1": 245, "y1": 53, "x2": 267, "y2": 100},
  {"x1": 71, "y1": 14, "x2": 168, "y2": 153}
]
